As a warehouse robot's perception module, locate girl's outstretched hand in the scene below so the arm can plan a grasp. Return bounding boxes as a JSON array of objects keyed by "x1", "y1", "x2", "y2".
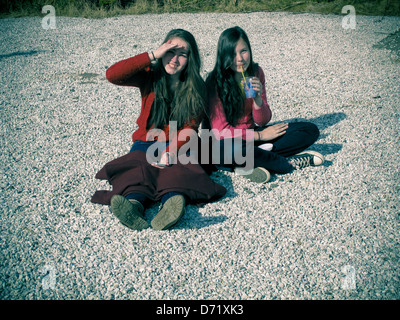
[{"x1": 258, "y1": 123, "x2": 288, "y2": 141}]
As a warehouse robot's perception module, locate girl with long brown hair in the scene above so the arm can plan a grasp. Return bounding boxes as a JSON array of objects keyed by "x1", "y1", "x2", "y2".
[{"x1": 91, "y1": 29, "x2": 225, "y2": 231}]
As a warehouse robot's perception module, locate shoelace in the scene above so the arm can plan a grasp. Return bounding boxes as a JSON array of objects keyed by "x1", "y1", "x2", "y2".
[{"x1": 290, "y1": 154, "x2": 312, "y2": 169}]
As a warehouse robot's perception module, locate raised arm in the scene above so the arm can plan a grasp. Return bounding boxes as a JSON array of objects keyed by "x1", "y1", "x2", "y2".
[{"x1": 106, "y1": 52, "x2": 152, "y2": 87}]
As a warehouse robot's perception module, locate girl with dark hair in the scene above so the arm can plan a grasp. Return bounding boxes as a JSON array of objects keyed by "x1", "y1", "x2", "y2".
[
  {"x1": 91, "y1": 29, "x2": 226, "y2": 231},
  {"x1": 205, "y1": 26, "x2": 324, "y2": 183}
]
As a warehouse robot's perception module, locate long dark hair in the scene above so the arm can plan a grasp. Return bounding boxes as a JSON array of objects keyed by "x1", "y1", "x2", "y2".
[
  {"x1": 147, "y1": 29, "x2": 206, "y2": 130},
  {"x1": 206, "y1": 26, "x2": 258, "y2": 126}
]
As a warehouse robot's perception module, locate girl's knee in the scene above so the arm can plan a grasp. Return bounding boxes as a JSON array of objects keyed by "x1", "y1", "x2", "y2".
[
  {"x1": 294, "y1": 121, "x2": 320, "y2": 139},
  {"x1": 309, "y1": 122, "x2": 320, "y2": 139}
]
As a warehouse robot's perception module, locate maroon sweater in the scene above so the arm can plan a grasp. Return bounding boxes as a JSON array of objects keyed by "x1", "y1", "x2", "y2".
[{"x1": 106, "y1": 52, "x2": 198, "y2": 154}]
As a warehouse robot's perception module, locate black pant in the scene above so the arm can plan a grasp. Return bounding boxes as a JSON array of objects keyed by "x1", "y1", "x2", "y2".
[{"x1": 216, "y1": 122, "x2": 320, "y2": 174}]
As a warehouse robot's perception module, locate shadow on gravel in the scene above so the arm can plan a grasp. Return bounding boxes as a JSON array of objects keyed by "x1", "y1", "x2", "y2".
[
  {"x1": 296, "y1": 112, "x2": 347, "y2": 132},
  {"x1": 289, "y1": 112, "x2": 347, "y2": 160},
  {"x1": 373, "y1": 29, "x2": 400, "y2": 56},
  {"x1": 0, "y1": 50, "x2": 46, "y2": 60},
  {"x1": 177, "y1": 208, "x2": 229, "y2": 230},
  {"x1": 175, "y1": 174, "x2": 234, "y2": 230}
]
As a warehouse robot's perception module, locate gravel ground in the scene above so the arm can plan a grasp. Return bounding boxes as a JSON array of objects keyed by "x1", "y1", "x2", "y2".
[{"x1": 0, "y1": 12, "x2": 399, "y2": 300}]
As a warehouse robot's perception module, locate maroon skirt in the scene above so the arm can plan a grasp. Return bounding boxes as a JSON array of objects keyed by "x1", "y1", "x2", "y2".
[{"x1": 91, "y1": 150, "x2": 226, "y2": 205}]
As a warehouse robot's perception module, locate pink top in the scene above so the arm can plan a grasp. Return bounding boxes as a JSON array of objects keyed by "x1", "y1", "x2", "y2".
[{"x1": 208, "y1": 66, "x2": 272, "y2": 140}]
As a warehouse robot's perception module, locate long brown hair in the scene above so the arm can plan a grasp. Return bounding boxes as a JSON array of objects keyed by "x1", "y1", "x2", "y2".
[
  {"x1": 206, "y1": 26, "x2": 258, "y2": 126},
  {"x1": 147, "y1": 29, "x2": 206, "y2": 130}
]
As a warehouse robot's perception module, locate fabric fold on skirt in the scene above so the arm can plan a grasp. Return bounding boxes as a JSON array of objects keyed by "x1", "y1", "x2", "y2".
[{"x1": 91, "y1": 150, "x2": 226, "y2": 205}]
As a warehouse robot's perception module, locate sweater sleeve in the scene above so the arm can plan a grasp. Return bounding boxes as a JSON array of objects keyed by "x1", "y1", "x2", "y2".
[
  {"x1": 106, "y1": 52, "x2": 152, "y2": 87},
  {"x1": 208, "y1": 92, "x2": 255, "y2": 141},
  {"x1": 252, "y1": 67, "x2": 272, "y2": 126}
]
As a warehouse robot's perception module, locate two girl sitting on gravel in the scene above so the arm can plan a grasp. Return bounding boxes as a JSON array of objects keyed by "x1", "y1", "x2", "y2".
[
  {"x1": 91, "y1": 27, "x2": 324, "y2": 231},
  {"x1": 91, "y1": 29, "x2": 226, "y2": 231}
]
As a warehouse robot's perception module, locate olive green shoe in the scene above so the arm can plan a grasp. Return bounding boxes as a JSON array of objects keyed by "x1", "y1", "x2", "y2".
[
  {"x1": 151, "y1": 195, "x2": 185, "y2": 230},
  {"x1": 235, "y1": 167, "x2": 271, "y2": 184},
  {"x1": 110, "y1": 195, "x2": 149, "y2": 230}
]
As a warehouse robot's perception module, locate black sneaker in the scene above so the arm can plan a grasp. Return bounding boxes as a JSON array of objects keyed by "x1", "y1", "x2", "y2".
[
  {"x1": 110, "y1": 195, "x2": 149, "y2": 230},
  {"x1": 288, "y1": 151, "x2": 324, "y2": 169}
]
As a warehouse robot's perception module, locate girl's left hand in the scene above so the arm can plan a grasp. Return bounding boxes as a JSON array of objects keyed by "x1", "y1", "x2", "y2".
[{"x1": 249, "y1": 77, "x2": 262, "y2": 96}]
